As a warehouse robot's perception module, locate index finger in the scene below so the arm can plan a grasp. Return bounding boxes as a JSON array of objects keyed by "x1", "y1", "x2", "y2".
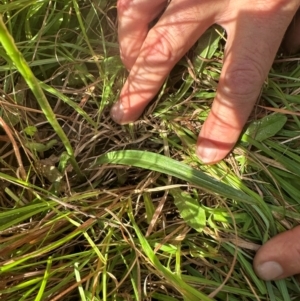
[
  {"x1": 111, "y1": 0, "x2": 214, "y2": 124},
  {"x1": 117, "y1": 0, "x2": 167, "y2": 69}
]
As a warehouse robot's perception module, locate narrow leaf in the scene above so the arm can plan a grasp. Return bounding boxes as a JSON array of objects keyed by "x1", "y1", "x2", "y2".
[
  {"x1": 128, "y1": 211, "x2": 214, "y2": 301},
  {"x1": 95, "y1": 150, "x2": 258, "y2": 205}
]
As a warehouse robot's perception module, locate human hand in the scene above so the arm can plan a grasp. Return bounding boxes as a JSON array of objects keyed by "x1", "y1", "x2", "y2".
[
  {"x1": 253, "y1": 225, "x2": 300, "y2": 281},
  {"x1": 111, "y1": 0, "x2": 300, "y2": 163},
  {"x1": 111, "y1": 0, "x2": 300, "y2": 281},
  {"x1": 254, "y1": 10, "x2": 300, "y2": 279}
]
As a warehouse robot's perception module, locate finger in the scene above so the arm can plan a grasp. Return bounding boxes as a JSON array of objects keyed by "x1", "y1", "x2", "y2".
[
  {"x1": 283, "y1": 9, "x2": 300, "y2": 54},
  {"x1": 112, "y1": 0, "x2": 216, "y2": 124},
  {"x1": 196, "y1": 8, "x2": 295, "y2": 164},
  {"x1": 253, "y1": 225, "x2": 300, "y2": 280},
  {"x1": 117, "y1": 0, "x2": 167, "y2": 70}
]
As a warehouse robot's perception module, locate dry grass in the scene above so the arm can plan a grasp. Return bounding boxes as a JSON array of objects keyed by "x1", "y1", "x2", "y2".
[{"x1": 0, "y1": 1, "x2": 300, "y2": 301}]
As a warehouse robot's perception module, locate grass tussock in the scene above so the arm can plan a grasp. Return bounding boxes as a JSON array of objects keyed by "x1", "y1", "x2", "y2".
[{"x1": 0, "y1": 1, "x2": 300, "y2": 300}]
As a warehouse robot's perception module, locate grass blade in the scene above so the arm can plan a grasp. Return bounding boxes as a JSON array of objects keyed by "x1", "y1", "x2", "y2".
[
  {"x1": 34, "y1": 256, "x2": 52, "y2": 301},
  {"x1": 128, "y1": 210, "x2": 214, "y2": 301},
  {"x1": 0, "y1": 15, "x2": 82, "y2": 177},
  {"x1": 96, "y1": 150, "x2": 260, "y2": 205}
]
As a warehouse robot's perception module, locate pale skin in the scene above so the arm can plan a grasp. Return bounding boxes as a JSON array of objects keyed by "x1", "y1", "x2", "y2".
[{"x1": 111, "y1": 0, "x2": 300, "y2": 281}]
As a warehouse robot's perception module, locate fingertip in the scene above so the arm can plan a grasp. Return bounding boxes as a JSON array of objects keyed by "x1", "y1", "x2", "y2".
[
  {"x1": 253, "y1": 260, "x2": 284, "y2": 281},
  {"x1": 110, "y1": 101, "x2": 125, "y2": 124},
  {"x1": 253, "y1": 225, "x2": 300, "y2": 280},
  {"x1": 196, "y1": 138, "x2": 233, "y2": 164},
  {"x1": 110, "y1": 94, "x2": 146, "y2": 125},
  {"x1": 196, "y1": 110, "x2": 239, "y2": 164},
  {"x1": 110, "y1": 101, "x2": 140, "y2": 125},
  {"x1": 196, "y1": 140, "x2": 218, "y2": 164}
]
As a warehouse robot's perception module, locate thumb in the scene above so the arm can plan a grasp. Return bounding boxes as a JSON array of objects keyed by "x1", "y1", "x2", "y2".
[{"x1": 253, "y1": 225, "x2": 300, "y2": 281}]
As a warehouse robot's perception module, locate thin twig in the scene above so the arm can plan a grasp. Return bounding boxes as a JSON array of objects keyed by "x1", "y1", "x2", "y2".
[{"x1": 0, "y1": 116, "x2": 26, "y2": 180}]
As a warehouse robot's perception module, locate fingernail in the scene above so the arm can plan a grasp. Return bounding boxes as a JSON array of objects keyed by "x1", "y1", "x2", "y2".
[
  {"x1": 110, "y1": 102, "x2": 124, "y2": 124},
  {"x1": 255, "y1": 261, "x2": 283, "y2": 281},
  {"x1": 196, "y1": 140, "x2": 218, "y2": 164}
]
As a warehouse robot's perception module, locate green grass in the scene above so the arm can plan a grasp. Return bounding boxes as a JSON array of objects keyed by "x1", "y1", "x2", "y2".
[{"x1": 0, "y1": 1, "x2": 300, "y2": 300}]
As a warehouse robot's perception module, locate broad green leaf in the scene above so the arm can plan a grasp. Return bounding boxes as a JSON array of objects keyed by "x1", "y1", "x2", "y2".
[
  {"x1": 171, "y1": 189, "x2": 206, "y2": 232},
  {"x1": 96, "y1": 150, "x2": 275, "y2": 240},
  {"x1": 95, "y1": 150, "x2": 259, "y2": 205},
  {"x1": 245, "y1": 114, "x2": 287, "y2": 142},
  {"x1": 25, "y1": 139, "x2": 57, "y2": 152},
  {"x1": 24, "y1": 125, "x2": 37, "y2": 137}
]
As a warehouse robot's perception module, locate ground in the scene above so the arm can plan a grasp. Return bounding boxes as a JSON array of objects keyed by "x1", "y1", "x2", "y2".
[{"x1": 0, "y1": 1, "x2": 300, "y2": 301}]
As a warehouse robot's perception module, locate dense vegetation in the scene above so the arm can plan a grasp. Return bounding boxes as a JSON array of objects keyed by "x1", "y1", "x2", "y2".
[{"x1": 0, "y1": 1, "x2": 300, "y2": 300}]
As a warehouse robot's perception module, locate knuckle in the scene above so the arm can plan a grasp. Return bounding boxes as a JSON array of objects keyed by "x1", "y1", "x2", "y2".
[
  {"x1": 117, "y1": 0, "x2": 132, "y2": 14},
  {"x1": 255, "y1": 0, "x2": 298, "y2": 13},
  {"x1": 221, "y1": 61, "x2": 265, "y2": 100},
  {"x1": 142, "y1": 32, "x2": 176, "y2": 65},
  {"x1": 255, "y1": 0, "x2": 284, "y2": 9}
]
